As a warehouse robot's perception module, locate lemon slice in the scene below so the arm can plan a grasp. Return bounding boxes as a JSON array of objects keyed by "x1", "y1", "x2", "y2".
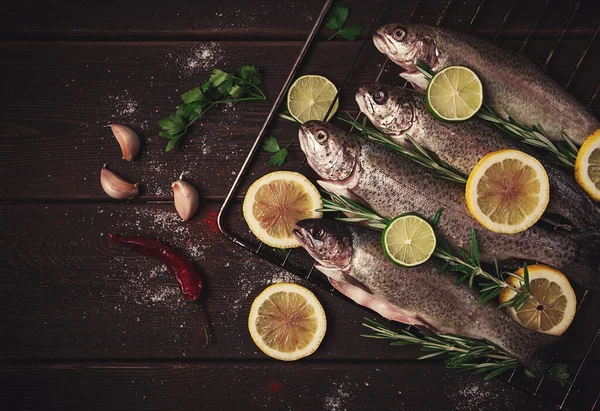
[
  {"x1": 465, "y1": 149, "x2": 549, "y2": 234},
  {"x1": 426, "y1": 66, "x2": 483, "y2": 121},
  {"x1": 500, "y1": 265, "x2": 576, "y2": 336},
  {"x1": 575, "y1": 129, "x2": 600, "y2": 202},
  {"x1": 243, "y1": 171, "x2": 322, "y2": 248},
  {"x1": 248, "y1": 283, "x2": 327, "y2": 361},
  {"x1": 287, "y1": 75, "x2": 339, "y2": 123},
  {"x1": 382, "y1": 214, "x2": 437, "y2": 267}
]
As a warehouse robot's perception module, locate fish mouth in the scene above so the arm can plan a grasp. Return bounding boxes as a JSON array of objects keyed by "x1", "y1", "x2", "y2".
[
  {"x1": 355, "y1": 88, "x2": 374, "y2": 116},
  {"x1": 298, "y1": 124, "x2": 320, "y2": 158},
  {"x1": 373, "y1": 31, "x2": 397, "y2": 57}
]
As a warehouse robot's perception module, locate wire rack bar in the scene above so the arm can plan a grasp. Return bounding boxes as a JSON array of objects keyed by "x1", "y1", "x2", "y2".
[{"x1": 544, "y1": 0, "x2": 582, "y2": 68}]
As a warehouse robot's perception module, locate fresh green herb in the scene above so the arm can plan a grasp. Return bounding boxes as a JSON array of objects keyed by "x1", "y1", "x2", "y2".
[
  {"x1": 477, "y1": 106, "x2": 579, "y2": 168},
  {"x1": 317, "y1": 191, "x2": 391, "y2": 230},
  {"x1": 339, "y1": 114, "x2": 469, "y2": 184},
  {"x1": 362, "y1": 318, "x2": 570, "y2": 383},
  {"x1": 319, "y1": 191, "x2": 544, "y2": 310},
  {"x1": 326, "y1": 5, "x2": 364, "y2": 41},
  {"x1": 263, "y1": 136, "x2": 291, "y2": 167},
  {"x1": 362, "y1": 318, "x2": 518, "y2": 380},
  {"x1": 549, "y1": 362, "x2": 571, "y2": 386},
  {"x1": 415, "y1": 60, "x2": 579, "y2": 168},
  {"x1": 158, "y1": 65, "x2": 266, "y2": 152}
]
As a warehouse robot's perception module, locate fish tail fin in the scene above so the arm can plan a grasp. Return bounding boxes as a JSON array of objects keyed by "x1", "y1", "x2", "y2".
[{"x1": 563, "y1": 233, "x2": 600, "y2": 290}]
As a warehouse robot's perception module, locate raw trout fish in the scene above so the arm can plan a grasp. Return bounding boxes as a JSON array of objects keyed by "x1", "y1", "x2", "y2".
[
  {"x1": 298, "y1": 120, "x2": 600, "y2": 289},
  {"x1": 372, "y1": 23, "x2": 599, "y2": 144},
  {"x1": 355, "y1": 83, "x2": 600, "y2": 232},
  {"x1": 294, "y1": 218, "x2": 555, "y2": 370}
]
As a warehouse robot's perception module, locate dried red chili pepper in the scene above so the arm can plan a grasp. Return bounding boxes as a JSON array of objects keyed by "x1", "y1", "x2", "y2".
[{"x1": 108, "y1": 234, "x2": 203, "y2": 301}]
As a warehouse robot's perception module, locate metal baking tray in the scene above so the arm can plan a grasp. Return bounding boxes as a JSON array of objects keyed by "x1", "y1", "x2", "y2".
[{"x1": 218, "y1": 1, "x2": 600, "y2": 409}]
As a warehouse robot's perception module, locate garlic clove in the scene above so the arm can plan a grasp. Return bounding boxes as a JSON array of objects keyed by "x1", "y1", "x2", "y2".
[
  {"x1": 100, "y1": 165, "x2": 139, "y2": 199},
  {"x1": 109, "y1": 124, "x2": 140, "y2": 161},
  {"x1": 172, "y1": 179, "x2": 199, "y2": 221}
]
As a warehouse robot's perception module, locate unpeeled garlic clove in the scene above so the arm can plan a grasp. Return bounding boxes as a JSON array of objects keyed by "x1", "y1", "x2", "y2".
[
  {"x1": 172, "y1": 178, "x2": 199, "y2": 221},
  {"x1": 109, "y1": 124, "x2": 140, "y2": 161},
  {"x1": 100, "y1": 165, "x2": 139, "y2": 199}
]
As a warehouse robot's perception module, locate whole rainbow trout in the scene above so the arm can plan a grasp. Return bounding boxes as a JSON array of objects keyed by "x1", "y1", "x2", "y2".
[
  {"x1": 294, "y1": 218, "x2": 556, "y2": 371},
  {"x1": 372, "y1": 23, "x2": 599, "y2": 144}
]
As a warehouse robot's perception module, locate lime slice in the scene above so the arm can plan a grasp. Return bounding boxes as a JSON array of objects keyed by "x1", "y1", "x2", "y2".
[
  {"x1": 426, "y1": 66, "x2": 483, "y2": 121},
  {"x1": 287, "y1": 75, "x2": 339, "y2": 123},
  {"x1": 382, "y1": 214, "x2": 436, "y2": 267}
]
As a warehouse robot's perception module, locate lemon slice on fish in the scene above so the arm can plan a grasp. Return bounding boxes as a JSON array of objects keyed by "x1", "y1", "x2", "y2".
[
  {"x1": 575, "y1": 129, "x2": 600, "y2": 202},
  {"x1": 243, "y1": 171, "x2": 322, "y2": 248},
  {"x1": 287, "y1": 75, "x2": 339, "y2": 123},
  {"x1": 382, "y1": 214, "x2": 437, "y2": 267},
  {"x1": 248, "y1": 283, "x2": 327, "y2": 361},
  {"x1": 426, "y1": 66, "x2": 483, "y2": 121},
  {"x1": 465, "y1": 149, "x2": 549, "y2": 234},
  {"x1": 499, "y1": 265, "x2": 576, "y2": 336}
]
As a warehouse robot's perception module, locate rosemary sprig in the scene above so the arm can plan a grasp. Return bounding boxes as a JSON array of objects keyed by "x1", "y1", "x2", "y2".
[
  {"x1": 339, "y1": 115, "x2": 468, "y2": 184},
  {"x1": 317, "y1": 192, "x2": 390, "y2": 229},
  {"x1": 416, "y1": 60, "x2": 579, "y2": 168},
  {"x1": 362, "y1": 318, "x2": 570, "y2": 383},
  {"x1": 477, "y1": 106, "x2": 579, "y2": 168},
  {"x1": 319, "y1": 191, "x2": 542, "y2": 310},
  {"x1": 362, "y1": 318, "x2": 519, "y2": 380}
]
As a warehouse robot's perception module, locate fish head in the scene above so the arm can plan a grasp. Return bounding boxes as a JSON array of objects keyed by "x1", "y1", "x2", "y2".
[
  {"x1": 356, "y1": 83, "x2": 416, "y2": 137},
  {"x1": 293, "y1": 219, "x2": 353, "y2": 269},
  {"x1": 298, "y1": 120, "x2": 361, "y2": 181},
  {"x1": 373, "y1": 23, "x2": 440, "y2": 72}
]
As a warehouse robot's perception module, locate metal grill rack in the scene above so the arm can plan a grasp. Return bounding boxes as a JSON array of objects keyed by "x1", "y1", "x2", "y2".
[{"x1": 218, "y1": 1, "x2": 600, "y2": 409}]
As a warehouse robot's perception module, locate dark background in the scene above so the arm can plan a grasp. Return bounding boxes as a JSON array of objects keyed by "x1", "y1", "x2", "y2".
[{"x1": 0, "y1": 0, "x2": 598, "y2": 410}]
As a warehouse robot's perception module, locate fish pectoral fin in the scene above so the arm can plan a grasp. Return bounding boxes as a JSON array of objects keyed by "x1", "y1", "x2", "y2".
[
  {"x1": 414, "y1": 316, "x2": 440, "y2": 335},
  {"x1": 328, "y1": 277, "x2": 424, "y2": 327},
  {"x1": 314, "y1": 264, "x2": 346, "y2": 282},
  {"x1": 399, "y1": 71, "x2": 428, "y2": 93}
]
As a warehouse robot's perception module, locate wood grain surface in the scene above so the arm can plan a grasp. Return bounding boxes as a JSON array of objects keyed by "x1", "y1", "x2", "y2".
[{"x1": 1, "y1": 0, "x2": 599, "y2": 409}]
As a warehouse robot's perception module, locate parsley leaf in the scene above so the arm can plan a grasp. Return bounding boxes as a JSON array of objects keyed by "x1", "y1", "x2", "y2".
[
  {"x1": 263, "y1": 137, "x2": 290, "y2": 166},
  {"x1": 263, "y1": 136, "x2": 281, "y2": 153},
  {"x1": 326, "y1": 5, "x2": 349, "y2": 32},
  {"x1": 157, "y1": 114, "x2": 186, "y2": 136},
  {"x1": 239, "y1": 65, "x2": 263, "y2": 85},
  {"x1": 326, "y1": 4, "x2": 364, "y2": 41},
  {"x1": 158, "y1": 65, "x2": 266, "y2": 152},
  {"x1": 339, "y1": 24, "x2": 364, "y2": 41}
]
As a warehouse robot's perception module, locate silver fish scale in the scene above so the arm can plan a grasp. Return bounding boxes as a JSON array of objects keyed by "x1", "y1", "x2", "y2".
[{"x1": 353, "y1": 141, "x2": 578, "y2": 268}]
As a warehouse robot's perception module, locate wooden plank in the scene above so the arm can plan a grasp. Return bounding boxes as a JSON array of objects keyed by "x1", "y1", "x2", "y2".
[
  {"x1": 1, "y1": 37, "x2": 597, "y2": 201},
  {"x1": 3, "y1": 0, "x2": 592, "y2": 41},
  {"x1": 0, "y1": 362, "x2": 561, "y2": 411}
]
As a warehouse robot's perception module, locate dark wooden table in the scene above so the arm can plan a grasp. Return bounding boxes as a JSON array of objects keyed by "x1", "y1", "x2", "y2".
[{"x1": 1, "y1": 0, "x2": 598, "y2": 410}]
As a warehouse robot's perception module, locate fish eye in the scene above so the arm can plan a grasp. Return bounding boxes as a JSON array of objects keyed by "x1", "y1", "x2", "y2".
[
  {"x1": 312, "y1": 228, "x2": 325, "y2": 240},
  {"x1": 393, "y1": 27, "x2": 406, "y2": 41},
  {"x1": 315, "y1": 130, "x2": 328, "y2": 143},
  {"x1": 373, "y1": 90, "x2": 388, "y2": 105}
]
